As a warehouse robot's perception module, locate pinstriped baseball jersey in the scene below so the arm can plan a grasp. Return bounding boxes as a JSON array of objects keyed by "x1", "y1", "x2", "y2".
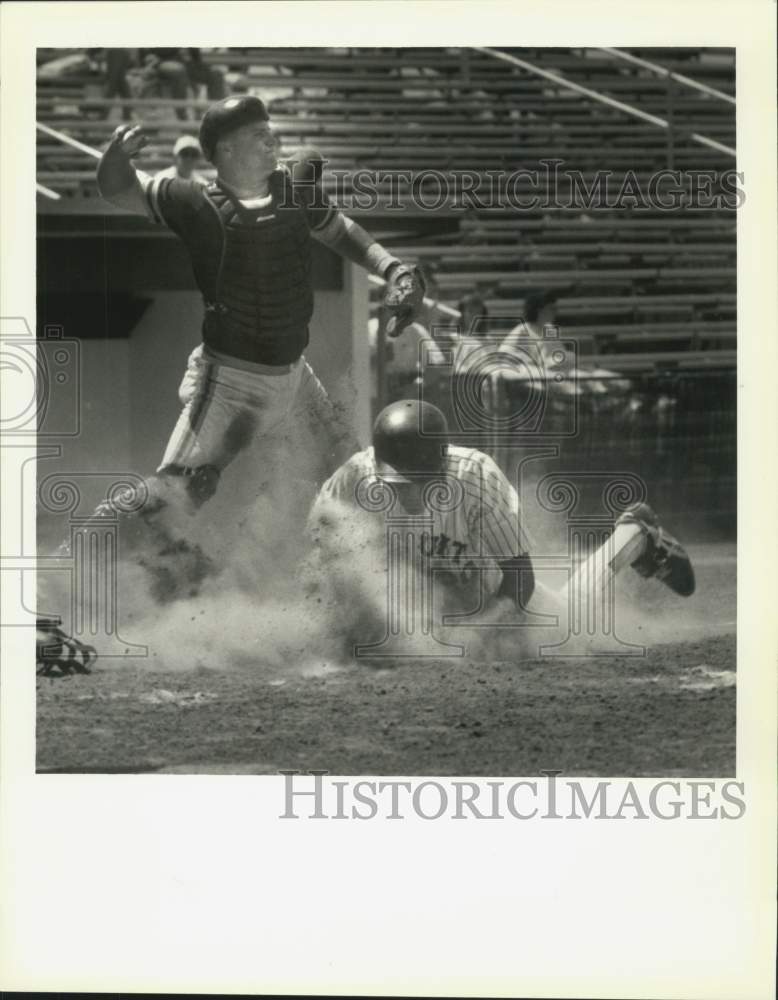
[{"x1": 314, "y1": 445, "x2": 532, "y2": 596}]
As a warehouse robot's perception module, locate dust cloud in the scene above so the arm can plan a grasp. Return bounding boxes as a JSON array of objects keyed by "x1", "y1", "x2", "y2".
[{"x1": 40, "y1": 428, "x2": 733, "y2": 675}]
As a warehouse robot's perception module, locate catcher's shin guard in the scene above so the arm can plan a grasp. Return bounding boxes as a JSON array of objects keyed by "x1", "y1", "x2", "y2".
[
  {"x1": 616, "y1": 503, "x2": 696, "y2": 597},
  {"x1": 36, "y1": 616, "x2": 97, "y2": 676}
]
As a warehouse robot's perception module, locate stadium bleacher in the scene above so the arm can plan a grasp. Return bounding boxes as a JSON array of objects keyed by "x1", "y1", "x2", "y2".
[{"x1": 36, "y1": 46, "x2": 736, "y2": 367}]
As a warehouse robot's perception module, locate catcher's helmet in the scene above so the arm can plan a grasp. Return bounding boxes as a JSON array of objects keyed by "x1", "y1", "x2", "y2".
[
  {"x1": 199, "y1": 95, "x2": 270, "y2": 162},
  {"x1": 373, "y1": 400, "x2": 449, "y2": 481}
]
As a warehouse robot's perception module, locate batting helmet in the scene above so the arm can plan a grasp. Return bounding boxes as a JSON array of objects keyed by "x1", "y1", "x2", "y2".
[
  {"x1": 373, "y1": 400, "x2": 449, "y2": 481},
  {"x1": 199, "y1": 95, "x2": 270, "y2": 162}
]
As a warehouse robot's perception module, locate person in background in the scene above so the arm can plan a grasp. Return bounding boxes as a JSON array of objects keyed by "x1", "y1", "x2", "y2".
[
  {"x1": 500, "y1": 289, "x2": 626, "y2": 401},
  {"x1": 453, "y1": 291, "x2": 492, "y2": 363},
  {"x1": 498, "y1": 289, "x2": 583, "y2": 397},
  {"x1": 449, "y1": 292, "x2": 490, "y2": 373},
  {"x1": 501, "y1": 289, "x2": 559, "y2": 348},
  {"x1": 225, "y1": 73, "x2": 251, "y2": 96},
  {"x1": 140, "y1": 49, "x2": 190, "y2": 121},
  {"x1": 155, "y1": 135, "x2": 208, "y2": 184},
  {"x1": 183, "y1": 48, "x2": 226, "y2": 101},
  {"x1": 103, "y1": 48, "x2": 134, "y2": 122},
  {"x1": 446, "y1": 293, "x2": 503, "y2": 425},
  {"x1": 140, "y1": 50, "x2": 227, "y2": 121},
  {"x1": 457, "y1": 292, "x2": 490, "y2": 339}
]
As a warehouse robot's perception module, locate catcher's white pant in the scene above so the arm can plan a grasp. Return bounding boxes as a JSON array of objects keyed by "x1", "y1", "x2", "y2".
[{"x1": 159, "y1": 344, "x2": 353, "y2": 475}]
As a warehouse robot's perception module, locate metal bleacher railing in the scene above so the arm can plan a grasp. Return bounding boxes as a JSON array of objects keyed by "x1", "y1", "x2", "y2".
[{"x1": 476, "y1": 47, "x2": 735, "y2": 158}]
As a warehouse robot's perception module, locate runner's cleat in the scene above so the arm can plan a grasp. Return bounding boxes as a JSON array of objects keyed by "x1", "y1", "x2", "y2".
[{"x1": 616, "y1": 503, "x2": 696, "y2": 597}]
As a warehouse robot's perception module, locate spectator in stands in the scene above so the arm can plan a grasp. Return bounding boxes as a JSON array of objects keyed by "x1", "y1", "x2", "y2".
[
  {"x1": 457, "y1": 293, "x2": 490, "y2": 339},
  {"x1": 155, "y1": 135, "x2": 208, "y2": 184},
  {"x1": 497, "y1": 288, "x2": 585, "y2": 402},
  {"x1": 450, "y1": 292, "x2": 497, "y2": 391},
  {"x1": 139, "y1": 48, "x2": 226, "y2": 119},
  {"x1": 183, "y1": 48, "x2": 226, "y2": 101},
  {"x1": 103, "y1": 49, "x2": 133, "y2": 121},
  {"x1": 140, "y1": 49, "x2": 190, "y2": 121},
  {"x1": 501, "y1": 289, "x2": 559, "y2": 347},
  {"x1": 500, "y1": 289, "x2": 626, "y2": 401},
  {"x1": 226, "y1": 73, "x2": 251, "y2": 95}
]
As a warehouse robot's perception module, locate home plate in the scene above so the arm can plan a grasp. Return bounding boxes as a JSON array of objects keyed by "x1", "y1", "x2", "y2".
[{"x1": 679, "y1": 665, "x2": 737, "y2": 692}]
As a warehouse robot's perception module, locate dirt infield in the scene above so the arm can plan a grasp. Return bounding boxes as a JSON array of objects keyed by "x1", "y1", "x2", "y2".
[{"x1": 37, "y1": 632, "x2": 735, "y2": 776}]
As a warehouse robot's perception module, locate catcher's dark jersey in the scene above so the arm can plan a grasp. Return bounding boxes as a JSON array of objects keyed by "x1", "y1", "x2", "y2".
[{"x1": 142, "y1": 169, "x2": 336, "y2": 366}]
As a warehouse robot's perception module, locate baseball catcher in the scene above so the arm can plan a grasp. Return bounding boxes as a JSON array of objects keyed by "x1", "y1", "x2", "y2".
[{"x1": 59, "y1": 97, "x2": 426, "y2": 604}]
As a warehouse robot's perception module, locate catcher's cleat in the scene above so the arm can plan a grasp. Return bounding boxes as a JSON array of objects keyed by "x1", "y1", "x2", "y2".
[
  {"x1": 616, "y1": 503, "x2": 696, "y2": 597},
  {"x1": 36, "y1": 616, "x2": 97, "y2": 677}
]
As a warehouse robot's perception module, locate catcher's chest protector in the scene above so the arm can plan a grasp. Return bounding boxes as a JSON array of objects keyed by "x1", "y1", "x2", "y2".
[{"x1": 194, "y1": 176, "x2": 315, "y2": 366}]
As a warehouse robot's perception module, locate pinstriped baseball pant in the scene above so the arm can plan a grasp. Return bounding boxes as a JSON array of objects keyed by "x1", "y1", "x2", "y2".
[{"x1": 158, "y1": 344, "x2": 358, "y2": 490}]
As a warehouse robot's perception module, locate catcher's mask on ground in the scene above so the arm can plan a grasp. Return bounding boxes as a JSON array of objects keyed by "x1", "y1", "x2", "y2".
[{"x1": 373, "y1": 400, "x2": 449, "y2": 511}]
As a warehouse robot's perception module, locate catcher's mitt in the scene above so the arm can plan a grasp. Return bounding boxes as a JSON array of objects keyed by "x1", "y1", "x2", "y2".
[
  {"x1": 36, "y1": 616, "x2": 96, "y2": 677},
  {"x1": 383, "y1": 263, "x2": 426, "y2": 338}
]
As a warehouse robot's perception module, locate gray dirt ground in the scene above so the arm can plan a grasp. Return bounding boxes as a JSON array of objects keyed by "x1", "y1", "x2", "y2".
[
  {"x1": 36, "y1": 543, "x2": 736, "y2": 776},
  {"x1": 37, "y1": 633, "x2": 735, "y2": 776}
]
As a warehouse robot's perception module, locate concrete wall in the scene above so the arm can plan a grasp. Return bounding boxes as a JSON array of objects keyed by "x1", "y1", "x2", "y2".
[{"x1": 38, "y1": 267, "x2": 370, "y2": 539}]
